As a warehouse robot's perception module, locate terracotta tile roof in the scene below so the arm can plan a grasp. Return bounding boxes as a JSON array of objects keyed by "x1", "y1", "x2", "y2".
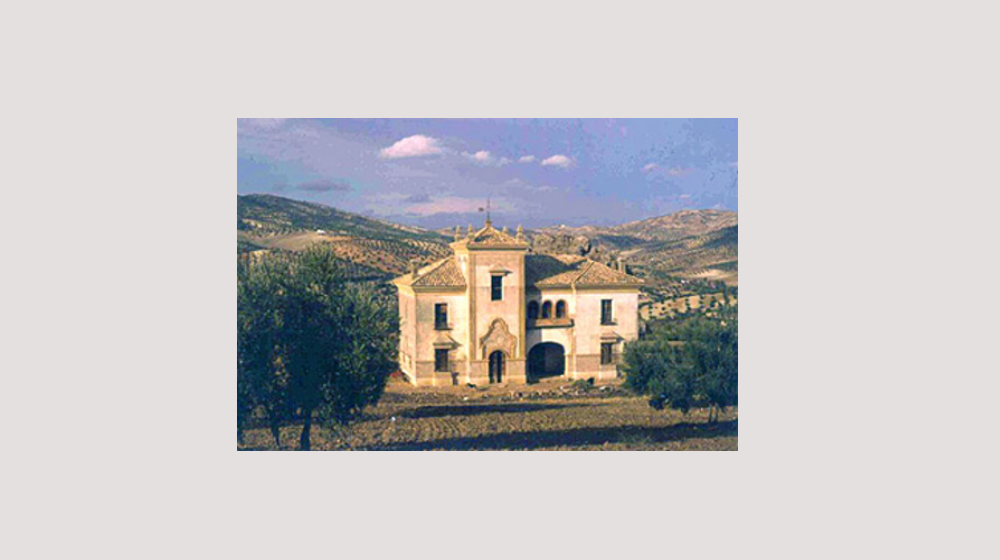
[
  {"x1": 575, "y1": 259, "x2": 644, "y2": 286},
  {"x1": 526, "y1": 254, "x2": 643, "y2": 288},
  {"x1": 407, "y1": 256, "x2": 467, "y2": 288}
]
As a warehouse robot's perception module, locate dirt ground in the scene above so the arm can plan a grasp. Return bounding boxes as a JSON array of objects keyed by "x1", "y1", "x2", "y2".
[{"x1": 239, "y1": 378, "x2": 738, "y2": 451}]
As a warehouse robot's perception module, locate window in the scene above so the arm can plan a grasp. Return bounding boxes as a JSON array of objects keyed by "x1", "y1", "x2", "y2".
[
  {"x1": 435, "y1": 349, "x2": 450, "y2": 372},
  {"x1": 601, "y1": 343, "x2": 615, "y2": 365},
  {"x1": 434, "y1": 303, "x2": 448, "y2": 330},
  {"x1": 601, "y1": 299, "x2": 614, "y2": 325},
  {"x1": 491, "y1": 275, "x2": 503, "y2": 301},
  {"x1": 556, "y1": 300, "x2": 567, "y2": 319},
  {"x1": 528, "y1": 301, "x2": 539, "y2": 320},
  {"x1": 542, "y1": 301, "x2": 553, "y2": 319}
]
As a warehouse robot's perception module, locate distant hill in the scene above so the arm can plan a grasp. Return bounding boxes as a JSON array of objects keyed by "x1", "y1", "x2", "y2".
[
  {"x1": 239, "y1": 194, "x2": 446, "y2": 243},
  {"x1": 237, "y1": 195, "x2": 452, "y2": 280},
  {"x1": 537, "y1": 210, "x2": 737, "y2": 247},
  {"x1": 532, "y1": 210, "x2": 738, "y2": 286},
  {"x1": 631, "y1": 224, "x2": 738, "y2": 285},
  {"x1": 237, "y1": 195, "x2": 736, "y2": 286}
]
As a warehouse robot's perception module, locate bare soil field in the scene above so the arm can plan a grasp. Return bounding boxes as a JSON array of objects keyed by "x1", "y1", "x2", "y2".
[
  {"x1": 239, "y1": 379, "x2": 738, "y2": 451},
  {"x1": 689, "y1": 268, "x2": 738, "y2": 286}
]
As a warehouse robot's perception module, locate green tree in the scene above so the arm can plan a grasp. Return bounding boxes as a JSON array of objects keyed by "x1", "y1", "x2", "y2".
[
  {"x1": 623, "y1": 317, "x2": 738, "y2": 422},
  {"x1": 238, "y1": 246, "x2": 398, "y2": 450},
  {"x1": 237, "y1": 255, "x2": 292, "y2": 447}
]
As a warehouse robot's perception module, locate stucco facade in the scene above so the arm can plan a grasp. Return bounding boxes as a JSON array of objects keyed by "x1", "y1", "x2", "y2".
[{"x1": 393, "y1": 221, "x2": 642, "y2": 387}]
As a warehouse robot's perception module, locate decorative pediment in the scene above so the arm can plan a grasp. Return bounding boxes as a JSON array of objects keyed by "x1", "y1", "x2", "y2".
[{"x1": 479, "y1": 318, "x2": 518, "y2": 359}]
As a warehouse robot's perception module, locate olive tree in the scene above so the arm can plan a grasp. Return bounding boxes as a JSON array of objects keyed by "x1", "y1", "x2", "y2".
[
  {"x1": 623, "y1": 317, "x2": 737, "y2": 422},
  {"x1": 238, "y1": 256, "x2": 292, "y2": 447},
  {"x1": 238, "y1": 246, "x2": 397, "y2": 450}
]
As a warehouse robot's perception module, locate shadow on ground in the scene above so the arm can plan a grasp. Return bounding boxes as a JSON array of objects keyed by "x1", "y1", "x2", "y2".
[
  {"x1": 365, "y1": 420, "x2": 738, "y2": 451},
  {"x1": 397, "y1": 402, "x2": 590, "y2": 419}
]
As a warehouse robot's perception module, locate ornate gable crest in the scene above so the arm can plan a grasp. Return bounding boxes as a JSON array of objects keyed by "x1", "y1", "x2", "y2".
[{"x1": 479, "y1": 318, "x2": 517, "y2": 359}]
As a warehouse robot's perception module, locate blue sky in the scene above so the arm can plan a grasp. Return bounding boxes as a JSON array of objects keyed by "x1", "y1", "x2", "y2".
[{"x1": 237, "y1": 119, "x2": 737, "y2": 229}]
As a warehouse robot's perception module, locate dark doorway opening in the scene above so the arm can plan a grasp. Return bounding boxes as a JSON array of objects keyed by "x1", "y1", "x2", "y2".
[
  {"x1": 489, "y1": 351, "x2": 506, "y2": 384},
  {"x1": 528, "y1": 343, "x2": 565, "y2": 380}
]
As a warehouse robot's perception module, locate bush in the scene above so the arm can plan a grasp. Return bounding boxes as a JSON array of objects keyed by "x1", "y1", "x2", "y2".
[{"x1": 571, "y1": 378, "x2": 596, "y2": 392}]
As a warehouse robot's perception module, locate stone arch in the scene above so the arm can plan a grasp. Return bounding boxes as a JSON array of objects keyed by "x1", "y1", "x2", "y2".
[
  {"x1": 528, "y1": 342, "x2": 566, "y2": 379},
  {"x1": 480, "y1": 318, "x2": 517, "y2": 360},
  {"x1": 541, "y1": 301, "x2": 553, "y2": 319},
  {"x1": 555, "y1": 300, "x2": 567, "y2": 319},
  {"x1": 489, "y1": 351, "x2": 506, "y2": 384}
]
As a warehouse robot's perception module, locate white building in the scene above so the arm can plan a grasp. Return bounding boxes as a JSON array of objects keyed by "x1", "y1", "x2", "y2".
[{"x1": 392, "y1": 220, "x2": 643, "y2": 387}]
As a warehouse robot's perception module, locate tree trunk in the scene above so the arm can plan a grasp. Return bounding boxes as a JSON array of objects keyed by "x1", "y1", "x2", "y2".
[
  {"x1": 270, "y1": 423, "x2": 281, "y2": 449},
  {"x1": 300, "y1": 410, "x2": 312, "y2": 451}
]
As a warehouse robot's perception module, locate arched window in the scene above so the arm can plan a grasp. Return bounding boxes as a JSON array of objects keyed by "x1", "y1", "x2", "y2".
[
  {"x1": 528, "y1": 301, "x2": 539, "y2": 320},
  {"x1": 556, "y1": 300, "x2": 567, "y2": 319},
  {"x1": 542, "y1": 301, "x2": 553, "y2": 319}
]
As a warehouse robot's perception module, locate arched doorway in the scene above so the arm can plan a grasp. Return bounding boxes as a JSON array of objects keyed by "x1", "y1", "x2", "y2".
[
  {"x1": 528, "y1": 343, "x2": 565, "y2": 380},
  {"x1": 489, "y1": 351, "x2": 506, "y2": 384}
]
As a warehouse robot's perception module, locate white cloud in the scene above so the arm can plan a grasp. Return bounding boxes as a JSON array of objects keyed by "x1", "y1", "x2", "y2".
[
  {"x1": 541, "y1": 154, "x2": 572, "y2": 168},
  {"x1": 643, "y1": 163, "x2": 658, "y2": 173},
  {"x1": 519, "y1": 155, "x2": 536, "y2": 163},
  {"x1": 668, "y1": 167, "x2": 694, "y2": 177},
  {"x1": 463, "y1": 150, "x2": 510, "y2": 166},
  {"x1": 380, "y1": 135, "x2": 444, "y2": 159}
]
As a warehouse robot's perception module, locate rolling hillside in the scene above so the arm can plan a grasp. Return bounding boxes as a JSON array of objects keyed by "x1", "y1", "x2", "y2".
[
  {"x1": 239, "y1": 194, "x2": 446, "y2": 242},
  {"x1": 533, "y1": 210, "x2": 738, "y2": 287},
  {"x1": 238, "y1": 195, "x2": 452, "y2": 280},
  {"x1": 236, "y1": 195, "x2": 736, "y2": 286}
]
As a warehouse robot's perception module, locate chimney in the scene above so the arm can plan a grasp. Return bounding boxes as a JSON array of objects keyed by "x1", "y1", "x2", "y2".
[
  {"x1": 410, "y1": 260, "x2": 419, "y2": 277},
  {"x1": 617, "y1": 258, "x2": 624, "y2": 272}
]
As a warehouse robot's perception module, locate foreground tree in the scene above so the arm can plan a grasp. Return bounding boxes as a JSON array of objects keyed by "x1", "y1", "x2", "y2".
[
  {"x1": 238, "y1": 256, "x2": 291, "y2": 447},
  {"x1": 623, "y1": 316, "x2": 738, "y2": 422},
  {"x1": 238, "y1": 246, "x2": 397, "y2": 450}
]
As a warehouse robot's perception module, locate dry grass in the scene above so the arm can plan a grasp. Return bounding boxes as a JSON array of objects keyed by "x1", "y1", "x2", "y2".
[{"x1": 239, "y1": 379, "x2": 737, "y2": 451}]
